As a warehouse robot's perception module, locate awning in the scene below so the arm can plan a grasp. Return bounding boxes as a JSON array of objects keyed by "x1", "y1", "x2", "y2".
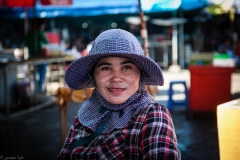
[
  {"x1": 205, "y1": 0, "x2": 235, "y2": 15},
  {"x1": 0, "y1": 0, "x2": 210, "y2": 19}
]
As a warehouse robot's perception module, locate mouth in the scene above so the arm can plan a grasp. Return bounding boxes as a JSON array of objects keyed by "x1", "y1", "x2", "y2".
[{"x1": 108, "y1": 88, "x2": 125, "y2": 94}]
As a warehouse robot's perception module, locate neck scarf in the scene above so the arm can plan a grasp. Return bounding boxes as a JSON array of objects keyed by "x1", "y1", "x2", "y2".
[{"x1": 77, "y1": 84, "x2": 153, "y2": 134}]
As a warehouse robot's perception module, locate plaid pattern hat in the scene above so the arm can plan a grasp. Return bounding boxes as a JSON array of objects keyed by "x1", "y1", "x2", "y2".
[{"x1": 65, "y1": 29, "x2": 164, "y2": 90}]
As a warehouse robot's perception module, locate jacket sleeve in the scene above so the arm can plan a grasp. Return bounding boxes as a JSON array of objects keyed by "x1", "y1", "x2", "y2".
[
  {"x1": 57, "y1": 116, "x2": 80, "y2": 160},
  {"x1": 140, "y1": 104, "x2": 181, "y2": 160},
  {"x1": 40, "y1": 31, "x2": 49, "y2": 45}
]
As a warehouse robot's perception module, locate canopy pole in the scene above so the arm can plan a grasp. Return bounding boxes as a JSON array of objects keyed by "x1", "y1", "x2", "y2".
[
  {"x1": 138, "y1": 0, "x2": 159, "y2": 97},
  {"x1": 168, "y1": 11, "x2": 181, "y2": 72},
  {"x1": 179, "y1": 10, "x2": 185, "y2": 69},
  {"x1": 24, "y1": 0, "x2": 29, "y2": 35},
  {"x1": 138, "y1": 0, "x2": 149, "y2": 57}
]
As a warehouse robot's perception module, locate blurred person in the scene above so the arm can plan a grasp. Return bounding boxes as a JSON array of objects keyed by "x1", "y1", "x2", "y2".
[
  {"x1": 65, "y1": 33, "x2": 92, "y2": 58},
  {"x1": 75, "y1": 33, "x2": 92, "y2": 56},
  {"x1": 57, "y1": 29, "x2": 180, "y2": 159},
  {"x1": 217, "y1": 37, "x2": 240, "y2": 67},
  {"x1": 236, "y1": 40, "x2": 240, "y2": 67},
  {"x1": 25, "y1": 18, "x2": 50, "y2": 93}
]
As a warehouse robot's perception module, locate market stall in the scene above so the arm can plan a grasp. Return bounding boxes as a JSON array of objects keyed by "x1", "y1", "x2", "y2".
[{"x1": 0, "y1": 55, "x2": 75, "y2": 130}]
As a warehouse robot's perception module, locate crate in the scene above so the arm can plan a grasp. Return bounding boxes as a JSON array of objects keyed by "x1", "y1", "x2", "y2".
[{"x1": 189, "y1": 65, "x2": 234, "y2": 112}]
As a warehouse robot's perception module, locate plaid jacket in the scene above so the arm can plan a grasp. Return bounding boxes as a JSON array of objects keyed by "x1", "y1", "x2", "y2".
[{"x1": 58, "y1": 103, "x2": 180, "y2": 160}]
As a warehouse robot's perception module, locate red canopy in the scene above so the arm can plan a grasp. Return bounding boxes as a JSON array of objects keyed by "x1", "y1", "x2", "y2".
[
  {"x1": 2, "y1": 0, "x2": 72, "y2": 7},
  {"x1": 3, "y1": 0, "x2": 36, "y2": 7},
  {"x1": 41, "y1": 0, "x2": 72, "y2": 5}
]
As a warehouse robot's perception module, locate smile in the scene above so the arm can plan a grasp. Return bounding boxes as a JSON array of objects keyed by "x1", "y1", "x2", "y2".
[{"x1": 108, "y1": 88, "x2": 125, "y2": 94}]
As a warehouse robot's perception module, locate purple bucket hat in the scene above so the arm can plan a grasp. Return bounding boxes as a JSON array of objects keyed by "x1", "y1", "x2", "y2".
[{"x1": 65, "y1": 29, "x2": 164, "y2": 90}]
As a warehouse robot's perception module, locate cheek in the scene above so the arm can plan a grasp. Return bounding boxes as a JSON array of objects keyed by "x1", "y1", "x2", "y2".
[
  {"x1": 93, "y1": 72, "x2": 106, "y2": 88},
  {"x1": 132, "y1": 70, "x2": 141, "y2": 80},
  {"x1": 128, "y1": 73, "x2": 141, "y2": 86},
  {"x1": 95, "y1": 78, "x2": 105, "y2": 88}
]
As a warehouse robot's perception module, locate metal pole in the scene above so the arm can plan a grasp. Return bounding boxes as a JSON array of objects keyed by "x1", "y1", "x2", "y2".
[
  {"x1": 138, "y1": 0, "x2": 149, "y2": 57},
  {"x1": 179, "y1": 11, "x2": 185, "y2": 69},
  {"x1": 24, "y1": 8, "x2": 29, "y2": 35},
  {"x1": 4, "y1": 66, "x2": 10, "y2": 133},
  {"x1": 168, "y1": 11, "x2": 181, "y2": 72},
  {"x1": 172, "y1": 25, "x2": 178, "y2": 64}
]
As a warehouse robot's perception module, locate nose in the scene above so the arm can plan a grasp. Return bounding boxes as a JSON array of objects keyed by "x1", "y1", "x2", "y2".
[{"x1": 110, "y1": 69, "x2": 123, "y2": 82}]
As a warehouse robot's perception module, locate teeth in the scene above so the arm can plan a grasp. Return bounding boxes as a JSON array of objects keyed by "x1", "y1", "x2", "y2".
[{"x1": 109, "y1": 88, "x2": 124, "y2": 90}]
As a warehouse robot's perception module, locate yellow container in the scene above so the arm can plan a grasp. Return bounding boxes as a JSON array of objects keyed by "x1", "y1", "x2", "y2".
[{"x1": 217, "y1": 99, "x2": 240, "y2": 160}]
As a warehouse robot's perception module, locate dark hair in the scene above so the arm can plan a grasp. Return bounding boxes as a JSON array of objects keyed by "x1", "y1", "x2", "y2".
[
  {"x1": 79, "y1": 33, "x2": 92, "y2": 45},
  {"x1": 31, "y1": 18, "x2": 47, "y2": 30},
  {"x1": 69, "y1": 33, "x2": 92, "y2": 49}
]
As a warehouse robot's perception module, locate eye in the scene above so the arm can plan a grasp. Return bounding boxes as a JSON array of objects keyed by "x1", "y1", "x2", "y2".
[
  {"x1": 123, "y1": 65, "x2": 132, "y2": 70},
  {"x1": 101, "y1": 67, "x2": 111, "y2": 71}
]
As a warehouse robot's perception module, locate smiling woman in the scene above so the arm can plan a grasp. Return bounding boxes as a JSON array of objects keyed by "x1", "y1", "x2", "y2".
[{"x1": 58, "y1": 29, "x2": 180, "y2": 160}]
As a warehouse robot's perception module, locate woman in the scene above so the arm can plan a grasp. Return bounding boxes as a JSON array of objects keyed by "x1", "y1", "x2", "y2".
[
  {"x1": 25, "y1": 18, "x2": 49, "y2": 93},
  {"x1": 58, "y1": 29, "x2": 180, "y2": 159}
]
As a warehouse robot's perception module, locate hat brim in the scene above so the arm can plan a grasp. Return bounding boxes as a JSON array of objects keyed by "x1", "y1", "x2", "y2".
[{"x1": 65, "y1": 52, "x2": 164, "y2": 90}]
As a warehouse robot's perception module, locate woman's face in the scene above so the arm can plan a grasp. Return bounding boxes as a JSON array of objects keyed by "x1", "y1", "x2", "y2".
[{"x1": 93, "y1": 57, "x2": 141, "y2": 104}]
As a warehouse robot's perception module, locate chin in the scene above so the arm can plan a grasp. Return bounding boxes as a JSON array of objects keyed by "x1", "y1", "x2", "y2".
[{"x1": 108, "y1": 99, "x2": 127, "y2": 105}]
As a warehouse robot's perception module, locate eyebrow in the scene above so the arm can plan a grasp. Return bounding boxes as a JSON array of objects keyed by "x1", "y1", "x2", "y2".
[
  {"x1": 121, "y1": 60, "x2": 134, "y2": 65},
  {"x1": 96, "y1": 60, "x2": 134, "y2": 68}
]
